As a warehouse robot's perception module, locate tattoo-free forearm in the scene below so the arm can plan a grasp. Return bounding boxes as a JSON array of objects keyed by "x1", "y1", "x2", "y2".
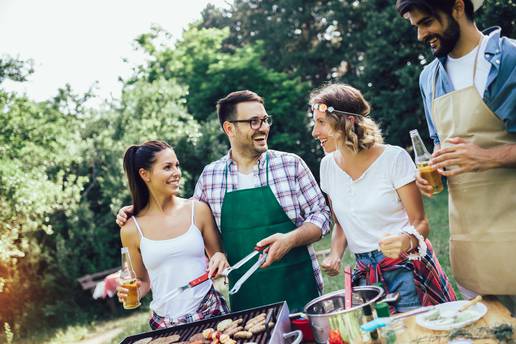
[
  {"x1": 329, "y1": 223, "x2": 347, "y2": 258},
  {"x1": 489, "y1": 144, "x2": 516, "y2": 168},
  {"x1": 288, "y1": 222, "x2": 323, "y2": 247}
]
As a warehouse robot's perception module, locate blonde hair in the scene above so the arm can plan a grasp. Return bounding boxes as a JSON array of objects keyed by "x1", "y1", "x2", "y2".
[{"x1": 309, "y1": 83, "x2": 383, "y2": 153}]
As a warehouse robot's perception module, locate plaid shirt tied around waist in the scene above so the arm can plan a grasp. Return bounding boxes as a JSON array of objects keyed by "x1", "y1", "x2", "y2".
[
  {"x1": 193, "y1": 150, "x2": 331, "y2": 294},
  {"x1": 353, "y1": 239, "x2": 457, "y2": 307}
]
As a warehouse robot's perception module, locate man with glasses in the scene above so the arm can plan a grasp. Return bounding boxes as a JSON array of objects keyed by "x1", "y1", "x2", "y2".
[
  {"x1": 117, "y1": 90, "x2": 330, "y2": 312},
  {"x1": 193, "y1": 90, "x2": 330, "y2": 312}
]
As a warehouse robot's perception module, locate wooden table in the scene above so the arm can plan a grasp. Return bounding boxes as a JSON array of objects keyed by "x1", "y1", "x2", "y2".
[{"x1": 403, "y1": 296, "x2": 516, "y2": 343}]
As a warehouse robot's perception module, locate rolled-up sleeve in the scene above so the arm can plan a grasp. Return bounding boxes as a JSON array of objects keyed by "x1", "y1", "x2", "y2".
[{"x1": 295, "y1": 157, "x2": 331, "y2": 236}]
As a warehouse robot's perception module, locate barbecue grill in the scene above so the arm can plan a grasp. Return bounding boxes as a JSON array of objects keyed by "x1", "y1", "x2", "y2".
[{"x1": 120, "y1": 301, "x2": 302, "y2": 344}]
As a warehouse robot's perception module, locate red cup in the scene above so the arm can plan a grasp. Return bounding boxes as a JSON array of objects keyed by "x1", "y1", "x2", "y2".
[{"x1": 291, "y1": 317, "x2": 314, "y2": 342}]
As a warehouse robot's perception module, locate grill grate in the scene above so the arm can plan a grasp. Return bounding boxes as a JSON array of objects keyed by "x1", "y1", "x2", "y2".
[{"x1": 120, "y1": 302, "x2": 286, "y2": 344}]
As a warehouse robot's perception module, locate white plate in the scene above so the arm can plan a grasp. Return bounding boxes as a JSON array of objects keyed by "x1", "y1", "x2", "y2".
[{"x1": 415, "y1": 301, "x2": 487, "y2": 331}]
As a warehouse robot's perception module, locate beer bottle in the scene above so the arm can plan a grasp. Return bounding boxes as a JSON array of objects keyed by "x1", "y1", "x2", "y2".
[
  {"x1": 120, "y1": 247, "x2": 141, "y2": 309},
  {"x1": 409, "y1": 129, "x2": 443, "y2": 194}
]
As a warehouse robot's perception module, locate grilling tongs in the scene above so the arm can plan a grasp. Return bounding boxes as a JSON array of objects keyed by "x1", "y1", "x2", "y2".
[
  {"x1": 225, "y1": 245, "x2": 269, "y2": 295},
  {"x1": 157, "y1": 245, "x2": 269, "y2": 305}
]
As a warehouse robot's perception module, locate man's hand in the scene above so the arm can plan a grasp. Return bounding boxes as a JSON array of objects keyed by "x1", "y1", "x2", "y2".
[
  {"x1": 116, "y1": 205, "x2": 134, "y2": 227},
  {"x1": 430, "y1": 137, "x2": 496, "y2": 177},
  {"x1": 208, "y1": 252, "x2": 229, "y2": 278},
  {"x1": 257, "y1": 233, "x2": 295, "y2": 268},
  {"x1": 320, "y1": 253, "x2": 341, "y2": 276},
  {"x1": 415, "y1": 169, "x2": 434, "y2": 198}
]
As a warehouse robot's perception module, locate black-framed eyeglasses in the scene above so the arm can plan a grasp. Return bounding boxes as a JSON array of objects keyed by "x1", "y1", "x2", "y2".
[
  {"x1": 309, "y1": 103, "x2": 364, "y2": 117},
  {"x1": 229, "y1": 116, "x2": 273, "y2": 130}
]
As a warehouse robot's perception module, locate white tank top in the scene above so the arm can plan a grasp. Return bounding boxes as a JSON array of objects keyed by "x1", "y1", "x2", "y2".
[{"x1": 133, "y1": 201, "x2": 212, "y2": 319}]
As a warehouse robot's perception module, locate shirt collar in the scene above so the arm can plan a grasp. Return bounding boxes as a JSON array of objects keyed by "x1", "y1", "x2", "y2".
[
  {"x1": 225, "y1": 149, "x2": 268, "y2": 168},
  {"x1": 483, "y1": 26, "x2": 501, "y2": 59}
]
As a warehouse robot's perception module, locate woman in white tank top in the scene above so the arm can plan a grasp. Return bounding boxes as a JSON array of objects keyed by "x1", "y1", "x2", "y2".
[{"x1": 117, "y1": 140, "x2": 229, "y2": 329}]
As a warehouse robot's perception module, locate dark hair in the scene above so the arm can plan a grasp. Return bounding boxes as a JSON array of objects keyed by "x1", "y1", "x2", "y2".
[
  {"x1": 396, "y1": 0, "x2": 475, "y2": 22},
  {"x1": 123, "y1": 140, "x2": 172, "y2": 216},
  {"x1": 216, "y1": 90, "x2": 264, "y2": 128},
  {"x1": 310, "y1": 83, "x2": 383, "y2": 153}
]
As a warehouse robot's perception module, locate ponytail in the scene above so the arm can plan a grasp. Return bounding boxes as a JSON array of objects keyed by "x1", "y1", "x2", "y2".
[{"x1": 123, "y1": 141, "x2": 171, "y2": 215}]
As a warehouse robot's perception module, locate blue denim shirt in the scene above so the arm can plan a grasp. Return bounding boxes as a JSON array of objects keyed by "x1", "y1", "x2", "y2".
[{"x1": 419, "y1": 27, "x2": 516, "y2": 145}]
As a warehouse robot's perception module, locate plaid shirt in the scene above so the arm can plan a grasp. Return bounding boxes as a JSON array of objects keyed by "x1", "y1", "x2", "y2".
[
  {"x1": 193, "y1": 149, "x2": 331, "y2": 293},
  {"x1": 353, "y1": 239, "x2": 457, "y2": 308}
]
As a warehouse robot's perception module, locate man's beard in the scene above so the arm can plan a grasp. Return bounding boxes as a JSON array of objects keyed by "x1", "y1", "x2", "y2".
[
  {"x1": 236, "y1": 132, "x2": 268, "y2": 156},
  {"x1": 425, "y1": 16, "x2": 460, "y2": 57}
]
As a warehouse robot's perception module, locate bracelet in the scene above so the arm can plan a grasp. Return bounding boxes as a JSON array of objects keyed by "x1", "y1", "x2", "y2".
[{"x1": 401, "y1": 226, "x2": 427, "y2": 260}]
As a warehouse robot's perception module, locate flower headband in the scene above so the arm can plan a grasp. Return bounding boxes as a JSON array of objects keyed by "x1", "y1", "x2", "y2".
[{"x1": 310, "y1": 103, "x2": 364, "y2": 117}]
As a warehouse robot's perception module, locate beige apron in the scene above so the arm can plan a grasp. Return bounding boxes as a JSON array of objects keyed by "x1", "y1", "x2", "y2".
[{"x1": 431, "y1": 42, "x2": 516, "y2": 295}]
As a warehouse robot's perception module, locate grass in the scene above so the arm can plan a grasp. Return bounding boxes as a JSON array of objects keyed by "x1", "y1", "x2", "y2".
[
  {"x1": 13, "y1": 310, "x2": 150, "y2": 344},
  {"x1": 21, "y1": 190, "x2": 455, "y2": 344}
]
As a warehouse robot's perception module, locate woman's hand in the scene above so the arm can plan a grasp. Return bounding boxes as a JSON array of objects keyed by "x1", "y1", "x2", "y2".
[
  {"x1": 208, "y1": 252, "x2": 229, "y2": 278},
  {"x1": 379, "y1": 234, "x2": 413, "y2": 259},
  {"x1": 116, "y1": 278, "x2": 141, "y2": 304},
  {"x1": 320, "y1": 253, "x2": 342, "y2": 276}
]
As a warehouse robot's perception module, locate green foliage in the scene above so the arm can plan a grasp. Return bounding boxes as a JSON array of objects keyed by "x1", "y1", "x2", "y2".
[
  {"x1": 0, "y1": 56, "x2": 33, "y2": 83},
  {"x1": 0, "y1": 88, "x2": 88, "y2": 338},
  {"x1": 198, "y1": 0, "x2": 515, "y2": 147}
]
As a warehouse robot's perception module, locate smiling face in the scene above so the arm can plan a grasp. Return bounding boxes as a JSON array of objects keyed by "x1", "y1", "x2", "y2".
[
  {"x1": 141, "y1": 148, "x2": 181, "y2": 197},
  {"x1": 404, "y1": 8, "x2": 460, "y2": 57},
  {"x1": 230, "y1": 101, "x2": 270, "y2": 157},
  {"x1": 312, "y1": 109, "x2": 337, "y2": 154}
]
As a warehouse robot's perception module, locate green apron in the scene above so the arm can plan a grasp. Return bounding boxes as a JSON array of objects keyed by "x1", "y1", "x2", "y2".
[{"x1": 220, "y1": 153, "x2": 320, "y2": 312}]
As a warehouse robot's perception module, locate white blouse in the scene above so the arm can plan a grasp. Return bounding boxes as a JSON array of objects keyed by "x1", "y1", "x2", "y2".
[{"x1": 320, "y1": 145, "x2": 417, "y2": 253}]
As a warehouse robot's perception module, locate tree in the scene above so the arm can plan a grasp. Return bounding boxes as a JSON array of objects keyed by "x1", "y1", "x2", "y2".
[
  {"x1": 0, "y1": 56, "x2": 33, "y2": 84},
  {"x1": 0, "y1": 87, "x2": 87, "y2": 336},
  {"x1": 198, "y1": 0, "x2": 515, "y2": 147}
]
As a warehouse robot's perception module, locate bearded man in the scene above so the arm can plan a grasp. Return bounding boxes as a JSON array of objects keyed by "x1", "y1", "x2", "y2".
[{"x1": 396, "y1": 0, "x2": 516, "y2": 315}]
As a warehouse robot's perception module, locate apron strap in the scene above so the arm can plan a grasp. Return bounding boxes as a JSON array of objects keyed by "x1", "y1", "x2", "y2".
[
  {"x1": 224, "y1": 161, "x2": 229, "y2": 193},
  {"x1": 432, "y1": 36, "x2": 484, "y2": 102},
  {"x1": 472, "y1": 36, "x2": 483, "y2": 82},
  {"x1": 265, "y1": 152, "x2": 269, "y2": 186}
]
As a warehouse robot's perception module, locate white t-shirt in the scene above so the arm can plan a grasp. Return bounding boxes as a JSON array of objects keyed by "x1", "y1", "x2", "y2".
[
  {"x1": 446, "y1": 33, "x2": 490, "y2": 97},
  {"x1": 320, "y1": 145, "x2": 416, "y2": 254},
  {"x1": 238, "y1": 171, "x2": 258, "y2": 189}
]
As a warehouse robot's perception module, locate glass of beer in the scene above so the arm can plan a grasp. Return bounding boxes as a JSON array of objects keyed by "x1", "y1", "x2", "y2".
[
  {"x1": 121, "y1": 278, "x2": 140, "y2": 309},
  {"x1": 417, "y1": 162, "x2": 443, "y2": 194},
  {"x1": 410, "y1": 129, "x2": 444, "y2": 195}
]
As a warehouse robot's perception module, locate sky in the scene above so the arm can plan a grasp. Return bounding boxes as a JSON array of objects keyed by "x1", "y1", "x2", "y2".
[{"x1": 0, "y1": 0, "x2": 229, "y2": 103}]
